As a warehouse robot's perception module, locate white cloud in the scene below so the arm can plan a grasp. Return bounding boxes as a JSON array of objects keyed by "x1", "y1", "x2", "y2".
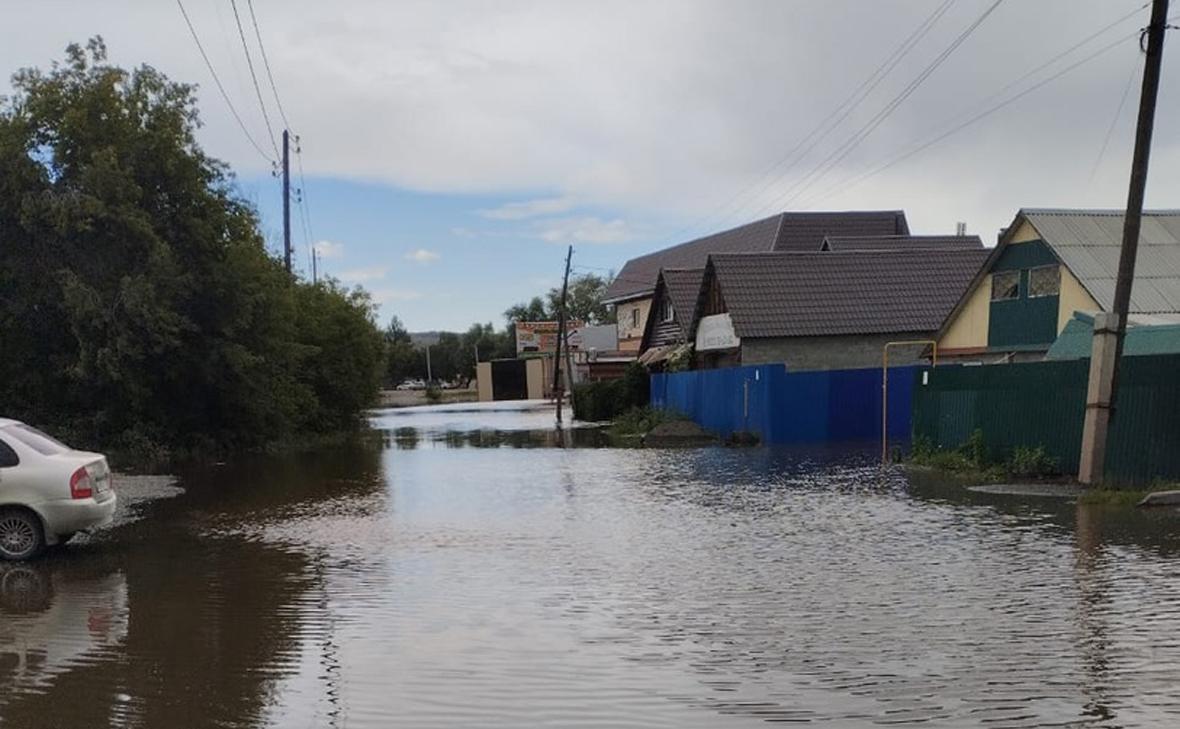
[
  {"x1": 404, "y1": 248, "x2": 440, "y2": 264},
  {"x1": 338, "y1": 266, "x2": 388, "y2": 282},
  {"x1": 450, "y1": 226, "x2": 478, "y2": 238},
  {"x1": 313, "y1": 240, "x2": 345, "y2": 259},
  {"x1": 536, "y1": 216, "x2": 634, "y2": 244},
  {"x1": 478, "y1": 196, "x2": 573, "y2": 220},
  {"x1": 370, "y1": 288, "x2": 423, "y2": 303}
]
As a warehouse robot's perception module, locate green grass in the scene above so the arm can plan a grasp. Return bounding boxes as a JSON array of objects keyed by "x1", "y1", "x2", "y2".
[
  {"x1": 608, "y1": 406, "x2": 683, "y2": 437},
  {"x1": 1078, "y1": 489, "x2": 1151, "y2": 506},
  {"x1": 908, "y1": 431, "x2": 1060, "y2": 483}
]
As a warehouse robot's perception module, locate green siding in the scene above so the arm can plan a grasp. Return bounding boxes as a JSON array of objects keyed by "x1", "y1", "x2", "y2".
[
  {"x1": 912, "y1": 353, "x2": 1180, "y2": 485},
  {"x1": 987, "y1": 240, "x2": 1061, "y2": 348}
]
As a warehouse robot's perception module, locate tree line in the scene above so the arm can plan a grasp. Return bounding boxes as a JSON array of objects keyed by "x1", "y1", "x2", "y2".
[
  {"x1": 0, "y1": 40, "x2": 385, "y2": 459},
  {"x1": 383, "y1": 272, "x2": 616, "y2": 386}
]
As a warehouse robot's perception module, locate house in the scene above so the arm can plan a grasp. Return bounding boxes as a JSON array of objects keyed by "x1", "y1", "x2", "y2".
[
  {"x1": 937, "y1": 208, "x2": 1180, "y2": 363},
  {"x1": 636, "y1": 267, "x2": 704, "y2": 368},
  {"x1": 603, "y1": 210, "x2": 910, "y2": 351},
  {"x1": 688, "y1": 247, "x2": 988, "y2": 371}
]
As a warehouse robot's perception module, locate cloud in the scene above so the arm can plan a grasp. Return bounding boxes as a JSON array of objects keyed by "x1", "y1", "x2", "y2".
[
  {"x1": 370, "y1": 288, "x2": 423, "y2": 303},
  {"x1": 478, "y1": 196, "x2": 573, "y2": 220},
  {"x1": 536, "y1": 216, "x2": 634, "y2": 244},
  {"x1": 338, "y1": 266, "x2": 388, "y2": 282},
  {"x1": 404, "y1": 248, "x2": 440, "y2": 264},
  {"x1": 450, "y1": 226, "x2": 478, "y2": 238},
  {"x1": 313, "y1": 240, "x2": 344, "y2": 259}
]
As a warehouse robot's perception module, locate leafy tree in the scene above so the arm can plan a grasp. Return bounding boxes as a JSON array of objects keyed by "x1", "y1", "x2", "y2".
[
  {"x1": 545, "y1": 273, "x2": 616, "y2": 325},
  {"x1": 504, "y1": 296, "x2": 550, "y2": 324},
  {"x1": 0, "y1": 39, "x2": 384, "y2": 456}
]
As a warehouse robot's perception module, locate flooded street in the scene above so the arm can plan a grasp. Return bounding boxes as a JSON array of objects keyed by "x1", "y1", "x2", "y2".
[{"x1": 3, "y1": 402, "x2": 1180, "y2": 728}]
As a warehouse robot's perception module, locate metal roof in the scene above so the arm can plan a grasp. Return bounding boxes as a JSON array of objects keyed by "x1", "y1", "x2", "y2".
[
  {"x1": 822, "y1": 234, "x2": 983, "y2": 251},
  {"x1": 1022, "y1": 209, "x2": 1180, "y2": 314},
  {"x1": 603, "y1": 210, "x2": 908, "y2": 303},
  {"x1": 660, "y1": 268, "x2": 705, "y2": 334},
  {"x1": 1047, "y1": 311, "x2": 1180, "y2": 360},
  {"x1": 706, "y1": 248, "x2": 988, "y2": 338}
]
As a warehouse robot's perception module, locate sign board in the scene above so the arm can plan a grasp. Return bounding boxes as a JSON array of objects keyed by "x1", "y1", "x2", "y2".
[
  {"x1": 695, "y1": 313, "x2": 740, "y2": 351},
  {"x1": 515, "y1": 320, "x2": 586, "y2": 355}
]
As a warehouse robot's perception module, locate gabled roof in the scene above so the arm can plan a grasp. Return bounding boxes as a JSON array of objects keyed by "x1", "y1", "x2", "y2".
[
  {"x1": 1017, "y1": 208, "x2": 1180, "y2": 313},
  {"x1": 702, "y1": 249, "x2": 989, "y2": 339},
  {"x1": 821, "y1": 234, "x2": 983, "y2": 252},
  {"x1": 661, "y1": 268, "x2": 705, "y2": 334},
  {"x1": 603, "y1": 210, "x2": 908, "y2": 303}
]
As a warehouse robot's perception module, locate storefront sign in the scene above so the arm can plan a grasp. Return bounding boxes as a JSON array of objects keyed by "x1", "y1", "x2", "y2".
[{"x1": 515, "y1": 320, "x2": 586, "y2": 355}]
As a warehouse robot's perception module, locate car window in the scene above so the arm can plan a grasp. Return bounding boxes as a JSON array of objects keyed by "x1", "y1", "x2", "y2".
[
  {"x1": 0, "y1": 436, "x2": 18, "y2": 468},
  {"x1": 2, "y1": 425, "x2": 70, "y2": 456}
]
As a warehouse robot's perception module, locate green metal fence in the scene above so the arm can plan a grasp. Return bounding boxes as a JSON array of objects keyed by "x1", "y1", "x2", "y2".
[{"x1": 911, "y1": 354, "x2": 1180, "y2": 485}]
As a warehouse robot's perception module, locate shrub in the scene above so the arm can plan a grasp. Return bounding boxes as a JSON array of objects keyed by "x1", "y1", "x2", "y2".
[
  {"x1": 424, "y1": 386, "x2": 443, "y2": 403},
  {"x1": 572, "y1": 363, "x2": 650, "y2": 422},
  {"x1": 1007, "y1": 446, "x2": 1058, "y2": 478}
]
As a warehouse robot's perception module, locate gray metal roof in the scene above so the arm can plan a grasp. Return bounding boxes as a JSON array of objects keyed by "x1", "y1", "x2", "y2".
[
  {"x1": 822, "y1": 234, "x2": 983, "y2": 251},
  {"x1": 1022, "y1": 209, "x2": 1180, "y2": 314},
  {"x1": 603, "y1": 210, "x2": 908, "y2": 302},
  {"x1": 706, "y1": 248, "x2": 989, "y2": 338}
]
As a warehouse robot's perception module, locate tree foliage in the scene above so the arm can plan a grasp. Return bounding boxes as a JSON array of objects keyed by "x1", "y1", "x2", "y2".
[{"x1": 0, "y1": 40, "x2": 384, "y2": 457}]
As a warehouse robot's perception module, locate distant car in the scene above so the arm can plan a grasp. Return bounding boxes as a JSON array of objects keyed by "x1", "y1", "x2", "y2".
[
  {"x1": 396, "y1": 379, "x2": 427, "y2": 391},
  {"x1": 0, "y1": 419, "x2": 116, "y2": 561}
]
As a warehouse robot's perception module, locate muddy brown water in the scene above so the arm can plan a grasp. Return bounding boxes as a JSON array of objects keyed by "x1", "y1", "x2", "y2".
[{"x1": 2, "y1": 401, "x2": 1180, "y2": 728}]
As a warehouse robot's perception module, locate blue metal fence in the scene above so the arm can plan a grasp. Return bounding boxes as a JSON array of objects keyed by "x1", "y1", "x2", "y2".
[{"x1": 651, "y1": 364, "x2": 918, "y2": 445}]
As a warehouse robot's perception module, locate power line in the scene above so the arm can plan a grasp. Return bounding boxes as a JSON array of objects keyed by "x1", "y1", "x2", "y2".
[
  {"x1": 296, "y1": 139, "x2": 316, "y2": 276},
  {"x1": 1089, "y1": 55, "x2": 1141, "y2": 184},
  {"x1": 229, "y1": 0, "x2": 280, "y2": 159},
  {"x1": 647, "y1": 0, "x2": 957, "y2": 249},
  {"x1": 802, "y1": 29, "x2": 1138, "y2": 206},
  {"x1": 797, "y1": 3, "x2": 1153, "y2": 206},
  {"x1": 245, "y1": 0, "x2": 292, "y2": 130},
  {"x1": 175, "y1": 0, "x2": 274, "y2": 164},
  {"x1": 715, "y1": 0, "x2": 958, "y2": 229},
  {"x1": 772, "y1": 0, "x2": 1007, "y2": 212}
]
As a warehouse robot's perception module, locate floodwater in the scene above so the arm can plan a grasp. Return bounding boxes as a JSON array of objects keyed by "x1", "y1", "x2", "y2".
[{"x1": 3, "y1": 401, "x2": 1180, "y2": 728}]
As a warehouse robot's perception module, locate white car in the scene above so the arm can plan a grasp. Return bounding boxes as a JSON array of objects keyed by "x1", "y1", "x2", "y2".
[{"x1": 0, "y1": 419, "x2": 116, "y2": 561}]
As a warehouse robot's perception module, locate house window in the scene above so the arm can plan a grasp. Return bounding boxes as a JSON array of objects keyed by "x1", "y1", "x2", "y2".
[
  {"x1": 659, "y1": 296, "x2": 675, "y2": 323},
  {"x1": 991, "y1": 270, "x2": 1020, "y2": 301},
  {"x1": 1028, "y1": 265, "x2": 1061, "y2": 297},
  {"x1": 630, "y1": 307, "x2": 640, "y2": 330}
]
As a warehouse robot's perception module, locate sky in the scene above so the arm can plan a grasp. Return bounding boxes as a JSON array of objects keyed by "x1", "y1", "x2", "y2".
[{"x1": 2, "y1": 0, "x2": 1179, "y2": 331}]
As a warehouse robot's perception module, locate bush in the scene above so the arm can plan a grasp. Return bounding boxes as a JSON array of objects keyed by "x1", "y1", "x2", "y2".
[
  {"x1": 1008, "y1": 446, "x2": 1058, "y2": 478},
  {"x1": 572, "y1": 363, "x2": 650, "y2": 422},
  {"x1": 424, "y1": 386, "x2": 442, "y2": 403},
  {"x1": 609, "y1": 406, "x2": 677, "y2": 436},
  {"x1": 909, "y1": 431, "x2": 1061, "y2": 481}
]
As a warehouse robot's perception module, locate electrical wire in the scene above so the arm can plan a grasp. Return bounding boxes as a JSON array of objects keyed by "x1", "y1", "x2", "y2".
[
  {"x1": 649, "y1": 0, "x2": 957, "y2": 248},
  {"x1": 296, "y1": 139, "x2": 317, "y2": 277},
  {"x1": 1089, "y1": 55, "x2": 1141, "y2": 185},
  {"x1": 801, "y1": 29, "x2": 1137, "y2": 206},
  {"x1": 176, "y1": 0, "x2": 274, "y2": 164},
  {"x1": 246, "y1": 0, "x2": 292, "y2": 130},
  {"x1": 229, "y1": 0, "x2": 280, "y2": 159},
  {"x1": 771, "y1": 0, "x2": 1007, "y2": 212}
]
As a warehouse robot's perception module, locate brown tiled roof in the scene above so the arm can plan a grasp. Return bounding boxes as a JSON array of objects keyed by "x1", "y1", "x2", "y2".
[
  {"x1": 706, "y1": 248, "x2": 989, "y2": 338},
  {"x1": 603, "y1": 210, "x2": 909, "y2": 302},
  {"x1": 822, "y1": 234, "x2": 983, "y2": 251}
]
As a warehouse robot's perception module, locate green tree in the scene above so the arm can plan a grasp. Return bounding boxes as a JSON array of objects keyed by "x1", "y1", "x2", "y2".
[
  {"x1": 545, "y1": 273, "x2": 616, "y2": 325},
  {"x1": 0, "y1": 39, "x2": 383, "y2": 456}
]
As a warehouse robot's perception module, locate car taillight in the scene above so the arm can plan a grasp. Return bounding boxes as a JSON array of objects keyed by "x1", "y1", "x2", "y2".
[{"x1": 70, "y1": 467, "x2": 94, "y2": 499}]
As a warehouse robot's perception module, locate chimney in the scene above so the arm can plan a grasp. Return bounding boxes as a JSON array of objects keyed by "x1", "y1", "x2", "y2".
[{"x1": 955, "y1": 221, "x2": 967, "y2": 236}]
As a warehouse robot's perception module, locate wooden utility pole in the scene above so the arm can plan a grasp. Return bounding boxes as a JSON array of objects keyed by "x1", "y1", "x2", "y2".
[
  {"x1": 1079, "y1": 0, "x2": 1170, "y2": 483},
  {"x1": 282, "y1": 129, "x2": 292, "y2": 273},
  {"x1": 553, "y1": 245, "x2": 573, "y2": 425}
]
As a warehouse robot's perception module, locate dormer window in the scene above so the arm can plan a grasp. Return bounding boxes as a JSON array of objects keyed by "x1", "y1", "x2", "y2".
[
  {"x1": 1028, "y1": 265, "x2": 1060, "y2": 297},
  {"x1": 991, "y1": 270, "x2": 1019, "y2": 301},
  {"x1": 659, "y1": 296, "x2": 675, "y2": 323}
]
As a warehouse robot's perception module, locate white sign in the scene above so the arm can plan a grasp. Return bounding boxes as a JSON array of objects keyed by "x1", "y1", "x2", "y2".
[{"x1": 695, "y1": 313, "x2": 740, "y2": 351}]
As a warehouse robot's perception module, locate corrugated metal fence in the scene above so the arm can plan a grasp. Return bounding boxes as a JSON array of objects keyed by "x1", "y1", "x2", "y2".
[
  {"x1": 911, "y1": 353, "x2": 1180, "y2": 484},
  {"x1": 650, "y1": 364, "x2": 918, "y2": 445}
]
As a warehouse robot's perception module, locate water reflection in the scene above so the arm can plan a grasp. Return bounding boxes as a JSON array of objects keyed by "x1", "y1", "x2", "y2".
[{"x1": 1, "y1": 405, "x2": 1178, "y2": 728}]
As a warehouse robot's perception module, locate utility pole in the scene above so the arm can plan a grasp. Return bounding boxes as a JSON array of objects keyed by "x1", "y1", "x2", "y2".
[
  {"x1": 425, "y1": 344, "x2": 433, "y2": 384},
  {"x1": 553, "y1": 245, "x2": 573, "y2": 425},
  {"x1": 1079, "y1": 0, "x2": 1170, "y2": 484},
  {"x1": 282, "y1": 129, "x2": 292, "y2": 273},
  {"x1": 312, "y1": 248, "x2": 319, "y2": 284}
]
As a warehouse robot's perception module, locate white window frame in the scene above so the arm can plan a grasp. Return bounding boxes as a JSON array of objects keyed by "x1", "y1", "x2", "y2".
[
  {"x1": 630, "y1": 307, "x2": 640, "y2": 330},
  {"x1": 1027, "y1": 264, "x2": 1061, "y2": 298},
  {"x1": 660, "y1": 296, "x2": 675, "y2": 323}
]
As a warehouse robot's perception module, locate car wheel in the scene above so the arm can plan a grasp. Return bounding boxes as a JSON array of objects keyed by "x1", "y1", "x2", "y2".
[{"x1": 0, "y1": 509, "x2": 45, "y2": 562}]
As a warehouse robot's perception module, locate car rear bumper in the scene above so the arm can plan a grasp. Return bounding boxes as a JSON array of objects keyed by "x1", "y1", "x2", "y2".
[{"x1": 35, "y1": 494, "x2": 117, "y2": 542}]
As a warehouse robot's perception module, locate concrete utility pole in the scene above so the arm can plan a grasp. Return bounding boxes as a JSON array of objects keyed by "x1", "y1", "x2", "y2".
[
  {"x1": 553, "y1": 245, "x2": 573, "y2": 425},
  {"x1": 425, "y1": 344, "x2": 433, "y2": 384},
  {"x1": 1079, "y1": 0, "x2": 1170, "y2": 484},
  {"x1": 282, "y1": 129, "x2": 292, "y2": 273},
  {"x1": 312, "y1": 248, "x2": 319, "y2": 284}
]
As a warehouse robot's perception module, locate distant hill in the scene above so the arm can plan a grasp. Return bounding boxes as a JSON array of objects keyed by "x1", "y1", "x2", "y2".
[{"x1": 408, "y1": 331, "x2": 442, "y2": 347}]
